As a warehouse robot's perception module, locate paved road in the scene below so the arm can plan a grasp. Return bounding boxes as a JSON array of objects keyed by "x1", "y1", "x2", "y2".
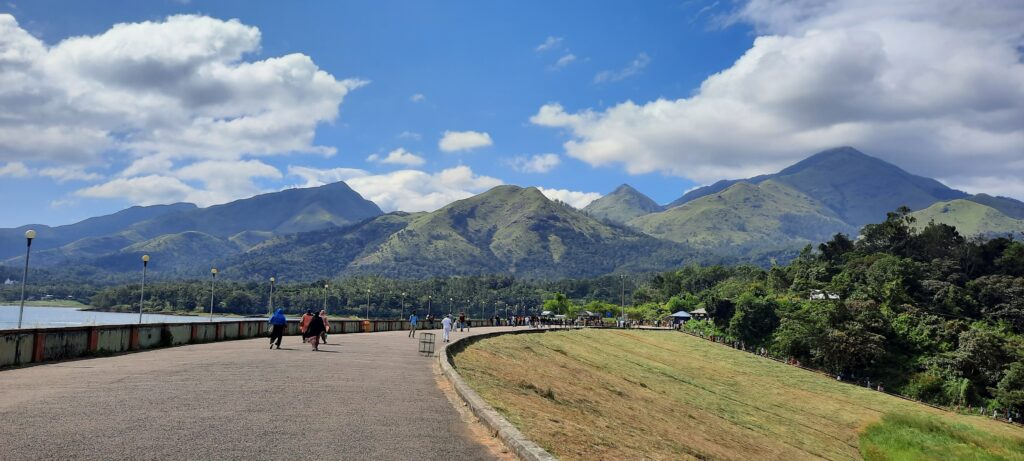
[{"x1": 0, "y1": 326, "x2": 514, "y2": 460}]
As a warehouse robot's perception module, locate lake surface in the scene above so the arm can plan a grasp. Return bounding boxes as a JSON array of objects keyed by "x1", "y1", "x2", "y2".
[{"x1": 0, "y1": 305, "x2": 250, "y2": 330}]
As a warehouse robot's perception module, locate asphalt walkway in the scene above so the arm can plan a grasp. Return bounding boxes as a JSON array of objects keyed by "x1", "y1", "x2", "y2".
[{"x1": 0, "y1": 325, "x2": 515, "y2": 460}]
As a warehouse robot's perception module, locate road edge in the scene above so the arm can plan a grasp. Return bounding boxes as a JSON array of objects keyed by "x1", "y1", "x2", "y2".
[{"x1": 439, "y1": 329, "x2": 559, "y2": 461}]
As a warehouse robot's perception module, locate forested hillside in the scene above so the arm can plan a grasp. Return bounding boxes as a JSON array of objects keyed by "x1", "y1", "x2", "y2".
[{"x1": 630, "y1": 208, "x2": 1024, "y2": 413}]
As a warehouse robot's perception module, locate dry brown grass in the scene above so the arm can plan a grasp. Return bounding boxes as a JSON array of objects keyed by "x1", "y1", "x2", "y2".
[{"x1": 453, "y1": 329, "x2": 1024, "y2": 460}]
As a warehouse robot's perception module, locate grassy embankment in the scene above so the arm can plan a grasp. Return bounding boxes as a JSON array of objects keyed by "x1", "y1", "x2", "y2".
[{"x1": 453, "y1": 329, "x2": 1024, "y2": 460}]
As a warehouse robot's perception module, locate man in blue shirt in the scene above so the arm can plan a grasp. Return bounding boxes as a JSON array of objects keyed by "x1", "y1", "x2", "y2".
[{"x1": 408, "y1": 310, "x2": 418, "y2": 338}]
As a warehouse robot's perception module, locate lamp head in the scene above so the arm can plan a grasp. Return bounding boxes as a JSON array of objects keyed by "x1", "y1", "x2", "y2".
[
  {"x1": 142, "y1": 254, "x2": 150, "y2": 263},
  {"x1": 324, "y1": 284, "x2": 329, "y2": 289},
  {"x1": 25, "y1": 229, "x2": 37, "y2": 240},
  {"x1": 270, "y1": 277, "x2": 275, "y2": 283},
  {"x1": 211, "y1": 268, "x2": 218, "y2": 275}
]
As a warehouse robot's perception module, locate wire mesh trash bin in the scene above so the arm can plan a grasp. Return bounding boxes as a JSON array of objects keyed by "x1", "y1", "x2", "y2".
[{"x1": 419, "y1": 332, "x2": 436, "y2": 356}]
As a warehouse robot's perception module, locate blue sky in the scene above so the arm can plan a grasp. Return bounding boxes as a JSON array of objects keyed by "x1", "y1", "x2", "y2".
[{"x1": 1, "y1": 0, "x2": 1022, "y2": 227}]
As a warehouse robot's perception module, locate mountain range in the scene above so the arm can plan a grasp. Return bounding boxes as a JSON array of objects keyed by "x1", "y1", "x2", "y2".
[
  {"x1": 2, "y1": 146, "x2": 1022, "y2": 280},
  {"x1": 1, "y1": 182, "x2": 382, "y2": 272},
  {"x1": 225, "y1": 186, "x2": 691, "y2": 280}
]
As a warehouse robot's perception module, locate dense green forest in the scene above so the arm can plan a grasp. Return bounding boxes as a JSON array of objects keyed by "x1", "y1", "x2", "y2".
[
  {"x1": 53, "y1": 273, "x2": 639, "y2": 319},
  {"x1": 633, "y1": 207, "x2": 1022, "y2": 414}
]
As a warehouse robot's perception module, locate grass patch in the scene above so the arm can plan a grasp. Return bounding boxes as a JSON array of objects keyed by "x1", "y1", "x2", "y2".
[
  {"x1": 453, "y1": 329, "x2": 1024, "y2": 460},
  {"x1": 860, "y1": 413, "x2": 1024, "y2": 461}
]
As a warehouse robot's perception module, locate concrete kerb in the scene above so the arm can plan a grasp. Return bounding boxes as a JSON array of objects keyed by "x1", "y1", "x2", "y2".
[{"x1": 440, "y1": 328, "x2": 562, "y2": 461}]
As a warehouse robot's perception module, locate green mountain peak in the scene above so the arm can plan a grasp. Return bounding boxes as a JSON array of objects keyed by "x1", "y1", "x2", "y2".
[
  {"x1": 583, "y1": 183, "x2": 663, "y2": 224},
  {"x1": 909, "y1": 199, "x2": 1024, "y2": 236}
]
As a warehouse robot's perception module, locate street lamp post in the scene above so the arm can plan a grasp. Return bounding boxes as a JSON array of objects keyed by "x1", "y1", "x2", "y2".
[
  {"x1": 401, "y1": 292, "x2": 407, "y2": 319},
  {"x1": 449, "y1": 297, "x2": 453, "y2": 316},
  {"x1": 209, "y1": 268, "x2": 218, "y2": 321},
  {"x1": 323, "y1": 283, "x2": 329, "y2": 314},
  {"x1": 268, "y1": 277, "x2": 275, "y2": 315},
  {"x1": 427, "y1": 295, "x2": 432, "y2": 318},
  {"x1": 366, "y1": 289, "x2": 371, "y2": 320},
  {"x1": 138, "y1": 255, "x2": 149, "y2": 324},
  {"x1": 16, "y1": 229, "x2": 36, "y2": 329},
  {"x1": 620, "y1": 274, "x2": 626, "y2": 328}
]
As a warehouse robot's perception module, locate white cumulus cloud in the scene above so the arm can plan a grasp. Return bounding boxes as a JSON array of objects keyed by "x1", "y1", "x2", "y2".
[
  {"x1": 534, "y1": 0, "x2": 1024, "y2": 199},
  {"x1": 39, "y1": 167, "x2": 102, "y2": 183},
  {"x1": 78, "y1": 160, "x2": 282, "y2": 206},
  {"x1": 0, "y1": 14, "x2": 364, "y2": 205},
  {"x1": 410, "y1": 93, "x2": 425, "y2": 103},
  {"x1": 287, "y1": 165, "x2": 503, "y2": 212},
  {"x1": 507, "y1": 154, "x2": 561, "y2": 173},
  {"x1": 367, "y1": 148, "x2": 426, "y2": 167},
  {"x1": 538, "y1": 188, "x2": 601, "y2": 209},
  {"x1": 439, "y1": 130, "x2": 493, "y2": 152}
]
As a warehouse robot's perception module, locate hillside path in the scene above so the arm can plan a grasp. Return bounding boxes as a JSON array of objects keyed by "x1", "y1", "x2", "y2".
[{"x1": 0, "y1": 326, "x2": 515, "y2": 460}]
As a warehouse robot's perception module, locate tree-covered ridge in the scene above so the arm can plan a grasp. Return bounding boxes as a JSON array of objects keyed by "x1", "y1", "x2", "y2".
[
  {"x1": 0, "y1": 180, "x2": 383, "y2": 270},
  {"x1": 630, "y1": 179, "x2": 857, "y2": 263},
  {"x1": 909, "y1": 199, "x2": 1024, "y2": 236},
  {"x1": 228, "y1": 185, "x2": 695, "y2": 280},
  {"x1": 667, "y1": 146, "x2": 969, "y2": 226},
  {"x1": 638, "y1": 208, "x2": 1024, "y2": 413}
]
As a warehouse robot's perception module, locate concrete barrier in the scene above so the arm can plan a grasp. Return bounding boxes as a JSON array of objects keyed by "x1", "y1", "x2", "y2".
[
  {"x1": 96, "y1": 327, "x2": 131, "y2": 352},
  {"x1": 0, "y1": 317, "x2": 497, "y2": 369},
  {"x1": 440, "y1": 328, "x2": 560, "y2": 461}
]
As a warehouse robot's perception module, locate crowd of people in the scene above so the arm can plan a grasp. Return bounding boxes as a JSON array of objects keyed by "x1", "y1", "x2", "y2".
[{"x1": 266, "y1": 308, "x2": 331, "y2": 351}]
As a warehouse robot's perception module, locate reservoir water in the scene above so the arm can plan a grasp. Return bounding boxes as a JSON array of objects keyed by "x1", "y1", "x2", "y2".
[{"x1": 0, "y1": 305, "x2": 247, "y2": 330}]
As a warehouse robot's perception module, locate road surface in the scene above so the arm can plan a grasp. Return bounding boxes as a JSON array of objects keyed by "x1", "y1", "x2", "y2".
[{"x1": 0, "y1": 326, "x2": 515, "y2": 460}]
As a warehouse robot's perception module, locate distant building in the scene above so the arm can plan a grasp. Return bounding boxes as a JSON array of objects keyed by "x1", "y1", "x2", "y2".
[
  {"x1": 668, "y1": 310, "x2": 691, "y2": 325},
  {"x1": 3, "y1": 278, "x2": 16, "y2": 285},
  {"x1": 809, "y1": 289, "x2": 840, "y2": 301}
]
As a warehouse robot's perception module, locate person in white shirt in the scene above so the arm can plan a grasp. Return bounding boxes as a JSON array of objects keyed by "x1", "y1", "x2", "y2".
[{"x1": 442, "y1": 315, "x2": 453, "y2": 342}]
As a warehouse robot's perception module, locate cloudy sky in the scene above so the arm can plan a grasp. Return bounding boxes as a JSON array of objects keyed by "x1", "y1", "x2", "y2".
[{"x1": 0, "y1": 0, "x2": 1021, "y2": 227}]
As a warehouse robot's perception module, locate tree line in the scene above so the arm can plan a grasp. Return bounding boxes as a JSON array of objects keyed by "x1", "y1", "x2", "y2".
[{"x1": 628, "y1": 207, "x2": 1022, "y2": 414}]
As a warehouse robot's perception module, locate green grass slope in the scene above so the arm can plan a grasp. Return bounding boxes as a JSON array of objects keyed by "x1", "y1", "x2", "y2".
[
  {"x1": 910, "y1": 199, "x2": 1024, "y2": 236},
  {"x1": 454, "y1": 329, "x2": 1024, "y2": 461},
  {"x1": 583, "y1": 184, "x2": 664, "y2": 224},
  {"x1": 631, "y1": 180, "x2": 855, "y2": 259},
  {"x1": 967, "y1": 194, "x2": 1024, "y2": 220}
]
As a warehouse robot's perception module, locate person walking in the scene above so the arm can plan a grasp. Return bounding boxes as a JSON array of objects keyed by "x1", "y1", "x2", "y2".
[
  {"x1": 299, "y1": 310, "x2": 314, "y2": 343},
  {"x1": 458, "y1": 312, "x2": 466, "y2": 332},
  {"x1": 408, "y1": 310, "x2": 418, "y2": 338},
  {"x1": 303, "y1": 312, "x2": 326, "y2": 351},
  {"x1": 318, "y1": 310, "x2": 330, "y2": 344},
  {"x1": 442, "y1": 314, "x2": 453, "y2": 343},
  {"x1": 267, "y1": 308, "x2": 287, "y2": 349}
]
